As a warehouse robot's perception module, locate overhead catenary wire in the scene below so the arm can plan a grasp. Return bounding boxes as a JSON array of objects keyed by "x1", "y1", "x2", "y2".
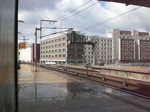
[
  {"x1": 59, "y1": 1, "x2": 99, "y2": 21},
  {"x1": 44, "y1": 0, "x2": 93, "y2": 27},
  {"x1": 57, "y1": 0, "x2": 93, "y2": 20},
  {"x1": 83, "y1": 6, "x2": 141, "y2": 32},
  {"x1": 42, "y1": 1, "x2": 98, "y2": 37}
]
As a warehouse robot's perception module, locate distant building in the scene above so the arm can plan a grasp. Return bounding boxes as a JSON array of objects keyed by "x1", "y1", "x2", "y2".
[
  {"x1": 40, "y1": 29, "x2": 85, "y2": 65},
  {"x1": 19, "y1": 44, "x2": 40, "y2": 62},
  {"x1": 138, "y1": 40, "x2": 150, "y2": 61},
  {"x1": 106, "y1": 29, "x2": 150, "y2": 63},
  {"x1": 84, "y1": 36, "x2": 112, "y2": 65}
]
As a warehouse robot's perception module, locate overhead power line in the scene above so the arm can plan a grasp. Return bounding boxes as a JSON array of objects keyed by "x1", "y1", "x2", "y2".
[
  {"x1": 44, "y1": 0, "x2": 93, "y2": 27},
  {"x1": 57, "y1": 0, "x2": 93, "y2": 20},
  {"x1": 83, "y1": 7, "x2": 141, "y2": 32},
  {"x1": 59, "y1": 1, "x2": 99, "y2": 21}
]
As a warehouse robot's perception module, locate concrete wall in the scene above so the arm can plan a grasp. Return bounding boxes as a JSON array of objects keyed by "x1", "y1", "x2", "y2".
[
  {"x1": 0, "y1": 0, "x2": 18, "y2": 112},
  {"x1": 99, "y1": 69, "x2": 150, "y2": 82}
]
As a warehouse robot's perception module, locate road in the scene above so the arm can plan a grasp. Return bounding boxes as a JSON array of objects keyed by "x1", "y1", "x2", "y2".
[{"x1": 18, "y1": 64, "x2": 150, "y2": 112}]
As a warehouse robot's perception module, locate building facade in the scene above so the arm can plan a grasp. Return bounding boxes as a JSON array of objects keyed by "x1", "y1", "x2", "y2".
[
  {"x1": 19, "y1": 44, "x2": 40, "y2": 62},
  {"x1": 106, "y1": 29, "x2": 150, "y2": 63},
  {"x1": 84, "y1": 36, "x2": 112, "y2": 65},
  {"x1": 40, "y1": 30, "x2": 85, "y2": 65}
]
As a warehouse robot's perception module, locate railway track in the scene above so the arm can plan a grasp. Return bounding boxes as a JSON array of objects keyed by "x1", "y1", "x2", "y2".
[{"x1": 25, "y1": 63, "x2": 150, "y2": 99}]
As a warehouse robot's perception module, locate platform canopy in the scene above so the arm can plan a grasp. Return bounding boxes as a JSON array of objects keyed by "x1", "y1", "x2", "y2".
[{"x1": 98, "y1": 0, "x2": 150, "y2": 8}]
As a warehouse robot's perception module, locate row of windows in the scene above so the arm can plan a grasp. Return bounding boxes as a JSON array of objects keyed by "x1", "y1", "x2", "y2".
[
  {"x1": 41, "y1": 54, "x2": 83, "y2": 58},
  {"x1": 101, "y1": 39, "x2": 112, "y2": 42},
  {"x1": 96, "y1": 48, "x2": 112, "y2": 50},
  {"x1": 68, "y1": 54, "x2": 83, "y2": 57},
  {"x1": 68, "y1": 48, "x2": 83, "y2": 52},
  {"x1": 100, "y1": 43, "x2": 112, "y2": 46},
  {"x1": 41, "y1": 43, "x2": 67, "y2": 49},
  {"x1": 120, "y1": 36, "x2": 132, "y2": 39},
  {"x1": 41, "y1": 37, "x2": 67, "y2": 45},
  {"x1": 122, "y1": 56, "x2": 134, "y2": 59},
  {"x1": 93, "y1": 39, "x2": 112, "y2": 42},
  {"x1": 96, "y1": 43, "x2": 112, "y2": 46},
  {"x1": 41, "y1": 48, "x2": 67, "y2": 53},
  {"x1": 41, "y1": 54, "x2": 67, "y2": 58},
  {"x1": 85, "y1": 48, "x2": 112, "y2": 51},
  {"x1": 86, "y1": 56, "x2": 112, "y2": 59}
]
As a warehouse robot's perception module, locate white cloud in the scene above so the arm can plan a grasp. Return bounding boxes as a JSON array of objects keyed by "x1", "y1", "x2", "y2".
[{"x1": 18, "y1": 0, "x2": 150, "y2": 43}]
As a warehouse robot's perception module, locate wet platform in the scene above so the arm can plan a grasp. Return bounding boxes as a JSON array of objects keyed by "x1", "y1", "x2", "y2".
[{"x1": 18, "y1": 64, "x2": 150, "y2": 112}]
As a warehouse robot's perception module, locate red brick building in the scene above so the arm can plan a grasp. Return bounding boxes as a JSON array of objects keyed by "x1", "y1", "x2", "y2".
[
  {"x1": 119, "y1": 39, "x2": 135, "y2": 61},
  {"x1": 138, "y1": 40, "x2": 150, "y2": 61}
]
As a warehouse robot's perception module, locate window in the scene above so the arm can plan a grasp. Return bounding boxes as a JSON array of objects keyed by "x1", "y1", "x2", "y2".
[
  {"x1": 68, "y1": 48, "x2": 75, "y2": 52},
  {"x1": 62, "y1": 43, "x2": 66, "y2": 46},
  {"x1": 59, "y1": 49, "x2": 61, "y2": 52},
  {"x1": 62, "y1": 48, "x2": 66, "y2": 52},
  {"x1": 77, "y1": 49, "x2": 83, "y2": 52},
  {"x1": 62, "y1": 37, "x2": 66, "y2": 40},
  {"x1": 58, "y1": 38, "x2": 61, "y2": 41},
  {"x1": 55, "y1": 39, "x2": 58, "y2": 42},
  {"x1": 77, "y1": 54, "x2": 82, "y2": 57},
  {"x1": 63, "y1": 54, "x2": 66, "y2": 57}
]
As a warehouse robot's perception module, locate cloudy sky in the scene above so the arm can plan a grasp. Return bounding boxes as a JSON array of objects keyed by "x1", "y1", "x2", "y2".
[{"x1": 18, "y1": 0, "x2": 150, "y2": 43}]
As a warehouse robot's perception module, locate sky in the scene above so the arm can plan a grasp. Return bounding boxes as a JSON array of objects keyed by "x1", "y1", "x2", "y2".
[{"x1": 18, "y1": 0, "x2": 150, "y2": 44}]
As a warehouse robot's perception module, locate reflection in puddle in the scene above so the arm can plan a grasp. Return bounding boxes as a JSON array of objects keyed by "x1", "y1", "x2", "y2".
[{"x1": 66, "y1": 82, "x2": 96, "y2": 99}]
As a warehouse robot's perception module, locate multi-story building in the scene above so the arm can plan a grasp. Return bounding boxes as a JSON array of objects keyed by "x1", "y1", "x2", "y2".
[
  {"x1": 119, "y1": 39, "x2": 135, "y2": 61},
  {"x1": 138, "y1": 40, "x2": 150, "y2": 61},
  {"x1": 40, "y1": 30, "x2": 85, "y2": 65},
  {"x1": 19, "y1": 43, "x2": 40, "y2": 62},
  {"x1": 84, "y1": 36, "x2": 112, "y2": 65},
  {"x1": 106, "y1": 29, "x2": 150, "y2": 63}
]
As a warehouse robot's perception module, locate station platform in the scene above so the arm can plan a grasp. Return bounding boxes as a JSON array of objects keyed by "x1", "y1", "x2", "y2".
[
  {"x1": 93, "y1": 65, "x2": 150, "y2": 73},
  {"x1": 18, "y1": 64, "x2": 150, "y2": 112}
]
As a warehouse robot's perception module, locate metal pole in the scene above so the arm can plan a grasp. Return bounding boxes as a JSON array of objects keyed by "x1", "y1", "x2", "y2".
[
  {"x1": 34, "y1": 28, "x2": 37, "y2": 72},
  {"x1": 40, "y1": 20, "x2": 57, "y2": 39},
  {"x1": 40, "y1": 20, "x2": 42, "y2": 39}
]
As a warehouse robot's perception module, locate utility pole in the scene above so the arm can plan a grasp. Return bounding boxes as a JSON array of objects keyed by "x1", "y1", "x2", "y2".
[{"x1": 34, "y1": 28, "x2": 41, "y2": 72}]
